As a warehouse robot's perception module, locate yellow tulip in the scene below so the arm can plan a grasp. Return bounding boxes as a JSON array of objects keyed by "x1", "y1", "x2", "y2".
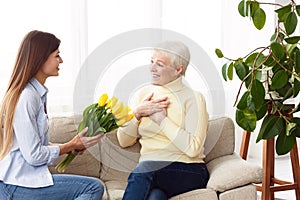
[
  {"x1": 115, "y1": 106, "x2": 131, "y2": 119},
  {"x1": 116, "y1": 118, "x2": 127, "y2": 126},
  {"x1": 106, "y1": 97, "x2": 118, "y2": 109},
  {"x1": 129, "y1": 113, "x2": 134, "y2": 119},
  {"x1": 98, "y1": 93, "x2": 108, "y2": 107},
  {"x1": 112, "y1": 102, "x2": 124, "y2": 115},
  {"x1": 116, "y1": 113, "x2": 134, "y2": 126}
]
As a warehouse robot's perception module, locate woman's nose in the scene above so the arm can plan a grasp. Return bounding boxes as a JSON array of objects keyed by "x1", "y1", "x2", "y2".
[{"x1": 150, "y1": 63, "x2": 156, "y2": 72}]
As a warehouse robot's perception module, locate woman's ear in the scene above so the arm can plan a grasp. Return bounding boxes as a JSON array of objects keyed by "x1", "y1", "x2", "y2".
[{"x1": 176, "y1": 65, "x2": 183, "y2": 75}]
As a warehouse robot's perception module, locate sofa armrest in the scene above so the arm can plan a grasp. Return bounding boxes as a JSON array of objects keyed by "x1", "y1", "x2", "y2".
[{"x1": 206, "y1": 153, "x2": 263, "y2": 192}]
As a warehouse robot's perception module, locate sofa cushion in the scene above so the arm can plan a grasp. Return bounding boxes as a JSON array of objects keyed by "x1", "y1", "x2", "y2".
[
  {"x1": 99, "y1": 131, "x2": 140, "y2": 182},
  {"x1": 206, "y1": 153, "x2": 263, "y2": 192},
  {"x1": 204, "y1": 117, "x2": 235, "y2": 163},
  {"x1": 170, "y1": 188, "x2": 218, "y2": 200},
  {"x1": 48, "y1": 116, "x2": 101, "y2": 178},
  {"x1": 219, "y1": 184, "x2": 257, "y2": 200},
  {"x1": 104, "y1": 180, "x2": 127, "y2": 200},
  {"x1": 104, "y1": 180, "x2": 218, "y2": 200}
]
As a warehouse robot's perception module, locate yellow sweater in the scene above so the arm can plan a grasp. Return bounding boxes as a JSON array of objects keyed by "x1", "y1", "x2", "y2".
[{"x1": 117, "y1": 77, "x2": 208, "y2": 163}]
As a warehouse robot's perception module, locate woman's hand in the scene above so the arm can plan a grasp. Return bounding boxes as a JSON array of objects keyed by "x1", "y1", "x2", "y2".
[
  {"x1": 134, "y1": 93, "x2": 170, "y2": 120},
  {"x1": 59, "y1": 127, "x2": 104, "y2": 155},
  {"x1": 75, "y1": 127, "x2": 104, "y2": 149},
  {"x1": 149, "y1": 108, "x2": 167, "y2": 125}
]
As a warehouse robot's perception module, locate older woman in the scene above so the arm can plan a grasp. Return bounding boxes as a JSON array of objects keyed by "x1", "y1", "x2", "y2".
[{"x1": 117, "y1": 41, "x2": 209, "y2": 200}]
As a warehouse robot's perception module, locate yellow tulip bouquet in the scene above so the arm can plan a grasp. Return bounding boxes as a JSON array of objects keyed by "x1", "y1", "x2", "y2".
[{"x1": 55, "y1": 94, "x2": 134, "y2": 173}]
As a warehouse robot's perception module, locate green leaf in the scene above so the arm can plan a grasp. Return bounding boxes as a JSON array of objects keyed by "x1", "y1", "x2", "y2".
[
  {"x1": 236, "y1": 108, "x2": 257, "y2": 132},
  {"x1": 264, "y1": 55, "x2": 276, "y2": 67},
  {"x1": 245, "y1": 52, "x2": 266, "y2": 68},
  {"x1": 294, "y1": 78, "x2": 300, "y2": 97},
  {"x1": 235, "y1": 62, "x2": 248, "y2": 80},
  {"x1": 222, "y1": 63, "x2": 228, "y2": 81},
  {"x1": 247, "y1": 94, "x2": 256, "y2": 112},
  {"x1": 86, "y1": 119, "x2": 94, "y2": 137},
  {"x1": 285, "y1": 36, "x2": 300, "y2": 44},
  {"x1": 256, "y1": 115, "x2": 285, "y2": 142},
  {"x1": 252, "y1": 8, "x2": 266, "y2": 30},
  {"x1": 271, "y1": 42, "x2": 285, "y2": 60},
  {"x1": 256, "y1": 101, "x2": 268, "y2": 120},
  {"x1": 275, "y1": 5, "x2": 292, "y2": 22},
  {"x1": 237, "y1": 91, "x2": 250, "y2": 110},
  {"x1": 228, "y1": 62, "x2": 234, "y2": 80},
  {"x1": 292, "y1": 117, "x2": 300, "y2": 137},
  {"x1": 254, "y1": 70, "x2": 262, "y2": 81},
  {"x1": 287, "y1": 44, "x2": 298, "y2": 55},
  {"x1": 271, "y1": 32, "x2": 285, "y2": 43},
  {"x1": 245, "y1": 74, "x2": 252, "y2": 89},
  {"x1": 284, "y1": 12, "x2": 298, "y2": 35},
  {"x1": 250, "y1": 1, "x2": 259, "y2": 17},
  {"x1": 295, "y1": 51, "x2": 300, "y2": 74},
  {"x1": 77, "y1": 120, "x2": 86, "y2": 133},
  {"x1": 286, "y1": 122, "x2": 297, "y2": 136},
  {"x1": 95, "y1": 126, "x2": 106, "y2": 133},
  {"x1": 271, "y1": 70, "x2": 289, "y2": 90},
  {"x1": 276, "y1": 82, "x2": 292, "y2": 99},
  {"x1": 238, "y1": 0, "x2": 248, "y2": 17},
  {"x1": 283, "y1": 87, "x2": 294, "y2": 101},
  {"x1": 251, "y1": 79, "x2": 265, "y2": 110},
  {"x1": 215, "y1": 48, "x2": 224, "y2": 58},
  {"x1": 83, "y1": 103, "x2": 97, "y2": 118},
  {"x1": 93, "y1": 113, "x2": 100, "y2": 131},
  {"x1": 276, "y1": 132, "x2": 295, "y2": 155},
  {"x1": 296, "y1": 5, "x2": 300, "y2": 16}
]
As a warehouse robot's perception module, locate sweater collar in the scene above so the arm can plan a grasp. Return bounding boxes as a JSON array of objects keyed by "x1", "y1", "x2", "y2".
[{"x1": 154, "y1": 76, "x2": 185, "y2": 93}]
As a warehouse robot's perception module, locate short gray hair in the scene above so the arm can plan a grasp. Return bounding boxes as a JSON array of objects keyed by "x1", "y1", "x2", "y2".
[{"x1": 154, "y1": 41, "x2": 190, "y2": 75}]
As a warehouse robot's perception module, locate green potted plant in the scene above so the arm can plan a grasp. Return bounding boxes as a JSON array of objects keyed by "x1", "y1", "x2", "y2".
[{"x1": 215, "y1": 0, "x2": 300, "y2": 155}]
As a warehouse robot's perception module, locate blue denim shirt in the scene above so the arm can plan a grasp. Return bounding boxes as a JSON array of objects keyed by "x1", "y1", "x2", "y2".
[{"x1": 0, "y1": 78, "x2": 60, "y2": 188}]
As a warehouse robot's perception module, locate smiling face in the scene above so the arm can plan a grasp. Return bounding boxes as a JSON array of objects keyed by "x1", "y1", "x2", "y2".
[
  {"x1": 35, "y1": 49, "x2": 63, "y2": 84},
  {"x1": 150, "y1": 50, "x2": 183, "y2": 86}
]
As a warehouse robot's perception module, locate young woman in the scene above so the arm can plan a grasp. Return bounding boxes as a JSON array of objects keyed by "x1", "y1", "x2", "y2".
[
  {"x1": 0, "y1": 30, "x2": 104, "y2": 200},
  {"x1": 117, "y1": 41, "x2": 209, "y2": 200}
]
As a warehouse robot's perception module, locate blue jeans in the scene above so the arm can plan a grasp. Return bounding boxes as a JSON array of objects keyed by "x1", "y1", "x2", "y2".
[
  {"x1": 122, "y1": 161, "x2": 209, "y2": 200},
  {"x1": 0, "y1": 174, "x2": 104, "y2": 200}
]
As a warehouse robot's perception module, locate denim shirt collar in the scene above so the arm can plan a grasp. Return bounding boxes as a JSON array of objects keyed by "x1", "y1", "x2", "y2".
[{"x1": 29, "y1": 78, "x2": 48, "y2": 101}]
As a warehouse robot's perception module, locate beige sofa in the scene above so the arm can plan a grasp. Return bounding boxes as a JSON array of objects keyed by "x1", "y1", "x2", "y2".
[{"x1": 48, "y1": 116, "x2": 263, "y2": 200}]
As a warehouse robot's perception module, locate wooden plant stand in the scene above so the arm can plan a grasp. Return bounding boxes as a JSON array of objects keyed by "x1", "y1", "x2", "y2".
[{"x1": 240, "y1": 104, "x2": 300, "y2": 200}]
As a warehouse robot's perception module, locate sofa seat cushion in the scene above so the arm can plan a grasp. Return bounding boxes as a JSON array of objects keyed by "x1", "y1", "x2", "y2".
[
  {"x1": 104, "y1": 180, "x2": 218, "y2": 200},
  {"x1": 219, "y1": 184, "x2": 257, "y2": 200},
  {"x1": 104, "y1": 180, "x2": 127, "y2": 200},
  {"x1": 206, "y1": 153, "x2": 263, "y2": 192},
  {"x1": 170, "y1": 188, "x2": 218, "y2": 200}
]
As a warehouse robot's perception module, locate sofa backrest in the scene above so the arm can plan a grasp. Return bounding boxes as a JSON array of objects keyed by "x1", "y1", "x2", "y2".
[{"x1": 204, "y1": 117, "x2": 235, "y2": 163}]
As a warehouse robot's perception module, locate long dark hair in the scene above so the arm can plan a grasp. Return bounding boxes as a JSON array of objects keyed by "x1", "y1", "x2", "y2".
[{"x1": 0, "y1": 30, "x2": 61, "y2": 159}]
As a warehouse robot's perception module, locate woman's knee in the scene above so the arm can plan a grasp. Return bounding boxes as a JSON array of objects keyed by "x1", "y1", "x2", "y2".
[{"x1": 147, "y1": 188, "x2": 168, "y2": 200}]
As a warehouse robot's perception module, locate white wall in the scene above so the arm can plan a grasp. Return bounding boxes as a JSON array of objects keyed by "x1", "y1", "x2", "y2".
[{"x1": 0, "y1": 0, "x2": 283, "y2": 163}]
